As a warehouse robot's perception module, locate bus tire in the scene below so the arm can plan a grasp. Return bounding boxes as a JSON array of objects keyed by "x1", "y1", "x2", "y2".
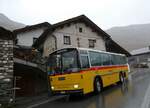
[
  {"x1": 119, "y1": 73, "x2": 125, "y2": 84},
  {"x1": 94, "y1": 77, "x2": 102, "y2": 94}
]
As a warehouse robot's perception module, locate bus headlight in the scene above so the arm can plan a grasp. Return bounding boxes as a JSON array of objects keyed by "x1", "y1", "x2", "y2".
[
  {"x1": 73, "y1": 84, "x2": 79, "y2": 88},
  {"x1": 51, "y1": 86, "x2": 54, "y2": 90}
]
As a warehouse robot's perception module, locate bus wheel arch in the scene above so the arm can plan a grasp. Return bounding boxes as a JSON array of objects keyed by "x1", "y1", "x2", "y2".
[{"x1": 93, "y1": 76, "x2": 103, "y2": 94}]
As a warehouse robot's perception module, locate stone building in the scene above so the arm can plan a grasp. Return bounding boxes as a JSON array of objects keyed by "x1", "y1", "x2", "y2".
[
  {"x1": 33, "y1": 15, "x2": 130, "y2": 57},
  {"x1": 0, "y1": 26, "x2": 48, "y2": 104},
  {"x1": 0, "y1": 27, "x2": 14, "y2": 104}
]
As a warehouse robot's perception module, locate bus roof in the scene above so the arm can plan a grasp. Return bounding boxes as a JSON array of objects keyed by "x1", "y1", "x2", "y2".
[
  {"x1": 77, "y1": 47, "x2": 125, "y2": 56},
  {"x1": 49, "y1": 47, "x2": 126, "y2": 56}
]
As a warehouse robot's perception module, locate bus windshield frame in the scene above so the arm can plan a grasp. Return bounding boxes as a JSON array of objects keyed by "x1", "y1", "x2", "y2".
[{"x1": 48, "y1": 48, "x2": 80, "y2": 75}]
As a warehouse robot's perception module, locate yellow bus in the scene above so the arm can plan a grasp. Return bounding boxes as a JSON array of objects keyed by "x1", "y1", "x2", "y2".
[{"x1": 47, "y1": 48, "x2": 129, "y2": 95}]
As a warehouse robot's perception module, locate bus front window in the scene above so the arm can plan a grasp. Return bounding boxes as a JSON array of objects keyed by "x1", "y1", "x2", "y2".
[
  {"x1": 49, "y1": 54, "x2": 62, "y2": 74},
  {"x1": 48, "y1": 49, "x2": 79, "y2": 75}
]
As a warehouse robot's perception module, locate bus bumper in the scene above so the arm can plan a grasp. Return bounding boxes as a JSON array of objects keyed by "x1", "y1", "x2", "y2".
[{"x1": 51, "y1": 89, "x2": 83, "y2": 95}]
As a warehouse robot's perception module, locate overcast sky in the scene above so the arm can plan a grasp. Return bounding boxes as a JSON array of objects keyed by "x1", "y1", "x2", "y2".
[{"x1": 0, "y1": 0, "x2": 150, "y2": 29}]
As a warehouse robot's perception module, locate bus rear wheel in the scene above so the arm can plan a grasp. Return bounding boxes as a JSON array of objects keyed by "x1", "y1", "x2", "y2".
[
  {"x1": 119, "y1": 73, "x2": 125, "y2": 84},
  {"x1": 94, "y1": 78, "x2": 102, "y2": 94}
]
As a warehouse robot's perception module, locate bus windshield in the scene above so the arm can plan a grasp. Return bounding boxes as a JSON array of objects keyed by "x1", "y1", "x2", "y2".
[{"x1": 48, "y1": 49, "x2": 79, "y2": 75}]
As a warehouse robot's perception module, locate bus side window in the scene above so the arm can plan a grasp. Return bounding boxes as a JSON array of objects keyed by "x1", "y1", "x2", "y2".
[
  {"x1": 102, "y1": 54, "x2": 110, "y2": 66},
  {"x1": 114, "y1": 55, "x2": 120, "y2": 65},
  {"x1": 109, "y1": 54, "x2": 113, "y2": 65},
  {"x1": 89, "y1": 51, "x2": 102, "y2": 66},
  {"x1": 111, "y1": 55, "x2": 116, "y2": 65},
  {"x1": 123, "y1": 56, "x2": 127, "y2": 64},
  {"x1": 80, "y1": 55, "x2": 90, "y2": 69},
  {"x1": 120, "y1": 56, "x2": 127, "y2": 65}
]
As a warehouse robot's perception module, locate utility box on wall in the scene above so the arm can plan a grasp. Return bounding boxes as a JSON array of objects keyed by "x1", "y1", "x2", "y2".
[{"x1": 0, "y1": 27, "x2": 14, "y2": 105}]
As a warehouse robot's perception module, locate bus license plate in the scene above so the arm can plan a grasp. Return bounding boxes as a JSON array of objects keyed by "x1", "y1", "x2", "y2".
[{"x1": 60, "y1": 91, "x2": 65, "y2": 94}]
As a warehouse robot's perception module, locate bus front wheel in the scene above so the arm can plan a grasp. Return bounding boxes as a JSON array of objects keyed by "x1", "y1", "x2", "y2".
[{"x1": 94, "y1": 78, "x2": 102, "y2": 94}]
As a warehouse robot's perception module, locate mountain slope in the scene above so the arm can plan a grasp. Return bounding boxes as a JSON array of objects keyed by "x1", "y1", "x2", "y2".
[
  {"x1": 0, "y1": 13, "x2": 25, "y2": 31},
  {"x1": 106, "y1": 24, "x2": 150, "y2": 51}
]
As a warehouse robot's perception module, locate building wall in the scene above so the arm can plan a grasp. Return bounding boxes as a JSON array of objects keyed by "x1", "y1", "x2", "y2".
[
  {"x1": 17, "y1": 28, "x2": 45, "y2": 47},
  {"x1": 43, "y1": 23, "x2": 106, "y2": 57},
  {"x1": 0, "y1": 39, "x2": 13, "y2": 103},
  {"x1": 43, "y1": 34, "x2": 56, "y2": 57}
]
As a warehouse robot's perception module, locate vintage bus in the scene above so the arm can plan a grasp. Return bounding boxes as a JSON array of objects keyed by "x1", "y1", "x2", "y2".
[{"x1": 47, "y1": 48, "x2": 129, "y2": 95}]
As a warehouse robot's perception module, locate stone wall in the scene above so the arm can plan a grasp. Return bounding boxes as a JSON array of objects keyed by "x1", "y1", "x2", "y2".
[{"x1": 0, "y1": 39, "x2": 13, "y2": 104}]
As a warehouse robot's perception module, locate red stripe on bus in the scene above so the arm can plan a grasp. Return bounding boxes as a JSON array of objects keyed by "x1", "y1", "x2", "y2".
[
  {"x1": 50, "y1": 65, "x2": 128, "y2": 75},
  {"x1": 90, "y1": 65, "x2": 127, "y2": 70},
  {"x1": 80, "y1": 65, "x2": 128, "y2": 72}
]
